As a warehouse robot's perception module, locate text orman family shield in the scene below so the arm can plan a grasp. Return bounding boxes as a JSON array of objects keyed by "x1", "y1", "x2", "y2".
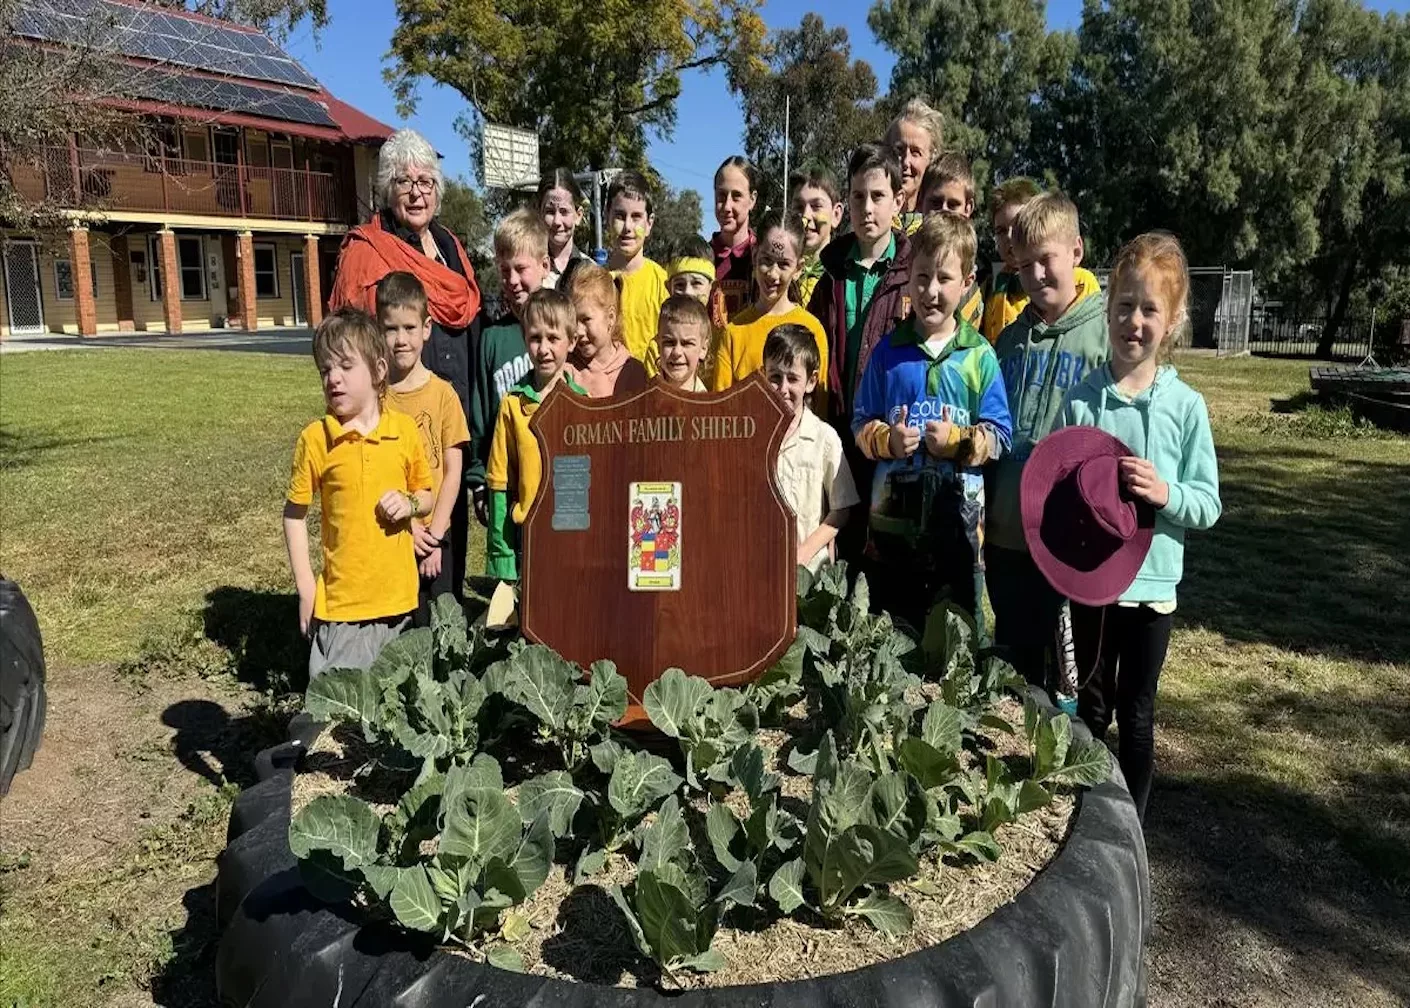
[{"x1": 520, "y1": 374, "x2": 796, "y2": 723}]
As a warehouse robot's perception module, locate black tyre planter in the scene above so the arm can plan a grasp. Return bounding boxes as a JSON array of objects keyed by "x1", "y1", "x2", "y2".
[
  {"x1": 0, "y1": 577, "x2": 47, "y2": 799},
  {"x1": 215, "y1": 693, "x2": 1150, "y2": 1008}
]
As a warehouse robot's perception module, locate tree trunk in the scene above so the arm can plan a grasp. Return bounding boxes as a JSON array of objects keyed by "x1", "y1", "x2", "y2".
[{"x1": 1318, "y1": 250, "x2": 1359, "y2": 359}]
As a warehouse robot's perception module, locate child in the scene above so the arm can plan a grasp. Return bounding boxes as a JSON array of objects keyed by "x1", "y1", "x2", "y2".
[
  {"x1": 666, "y1": 235, "x2": 717, "y2": 303},
  {"x1": 982, "y1": 176, "x2": 1043, "y2": 345},
  {"x1": 1055, "y1": 232, "x2": 1221, "y2": 821},
  {"x1": 567, "y1": 263, "x2": 649, "y2": 397},
  {"x1": 920, "y1": 159, "x2": 984, "y2": 330},
  {"x1": 666, "y1": 235, "x2": 722, "y2": 386},
  {"x1": 605, "y1": 171, "x2": 669, "y2": 364},
  {"x1": 790, "y1": 166, "x2": 844, "y2": 309},
  {"x1": 886, "y1": 98, "x2": 944, "y2": 235},
  {"x1": 712, "y1": 218, "x2": 828, "y2": 405},
  {"x1": 283, "y1": 308, "x2": 433, "y2": 678},
  {"x1": 805, "y1": 142, "x2": 913, "y2": 431},
  {"x1": 985, "y1": 190, "x2": 1107, "y2": 687},
  {"x1": 766, "y1": 325, "x2": 860, "y2": 573},
  {"x1": 379, "y1": 272, "x2": 472, "y2": 614},
  {"x1": 485, "y1": 289, "x2": 588, "y2": 581},
  {"x1": 538, "y1": 168, "x2": 591, "y2": 291},
  {"x1": 711, "y1": 156, "x2": 759, "y2": 319},
  {"x1": 852, "y1": 213, "x2": 1011, "y2": 631},
  {"x1": 466, "y1": 209, "x2": 550, "y2": 529},
  {"x1": 919, "y1": 153, "x2": 975, "y2": 218},
  {"x1": 656, "y1": 295, "x2": 712, "y2": 392}
]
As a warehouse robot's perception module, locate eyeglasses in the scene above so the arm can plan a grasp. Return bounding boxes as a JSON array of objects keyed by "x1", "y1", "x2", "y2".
[{"x1": 393, "y1": 176, "x2": 437, "y2": 195}]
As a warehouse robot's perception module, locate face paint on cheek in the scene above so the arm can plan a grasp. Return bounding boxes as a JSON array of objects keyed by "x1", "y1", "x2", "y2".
[{"x1": 634, "y1": 225, "x2": 646, "y2": 239}]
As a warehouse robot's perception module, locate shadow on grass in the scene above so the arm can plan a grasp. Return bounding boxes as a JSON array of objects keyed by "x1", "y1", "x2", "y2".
[
  {"x1": 1181, "y1": 444, "x2": 1410, "y2": 665},
  {"x1": 202, "y1": 586, "x2": 307, "y2": 696},
  {"x1": 0, "y1": 425, "x2": 126, "y2": 471},
  {"x1": 1146, "y1": 771, "x2": 1410, "y2": 1005}
]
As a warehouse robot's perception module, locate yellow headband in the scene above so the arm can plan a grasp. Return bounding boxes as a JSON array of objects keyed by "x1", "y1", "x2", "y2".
[{"x1": 668, "y1": 256, "x2": 716, "y2": 282}]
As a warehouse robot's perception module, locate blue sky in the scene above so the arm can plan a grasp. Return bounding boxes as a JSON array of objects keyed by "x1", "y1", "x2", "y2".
[{"x1": 286, "y1": 0, "x2": 1405, "y2": 214}]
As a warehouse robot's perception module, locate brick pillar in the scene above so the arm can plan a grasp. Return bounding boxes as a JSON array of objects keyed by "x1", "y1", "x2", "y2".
[
  {"x1": 110, "y1": 234, "x2": 135, "y2": 331},
  {"x1": 303, "y1": 234, "x2": 323, "y2": 326},
  {"x1": 236, "y1": 230, "x2": 257, "y2": 332},
  {"x1": 157, "y1": 228, "x2": 181, "y2": 335},
  {"x1": 70, "y1": 227, "x2": 97, "y2": 336}
]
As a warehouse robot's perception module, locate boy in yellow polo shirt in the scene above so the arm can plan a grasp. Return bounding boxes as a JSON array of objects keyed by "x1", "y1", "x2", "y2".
[
  {"x1": 284, "y1": 308, "x2": 433, "y2": 678},
  {"x1": 486, "y1": 288, "x2": 587, "y2": 581},
  {"x1": 606, "y1": 171, "x2": 669, "y2": 363}
]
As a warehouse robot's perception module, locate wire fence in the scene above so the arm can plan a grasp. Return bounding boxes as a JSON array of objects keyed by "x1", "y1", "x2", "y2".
[{"x1": 1247, "y1": 311, "x2": 1383, "y2": 360}]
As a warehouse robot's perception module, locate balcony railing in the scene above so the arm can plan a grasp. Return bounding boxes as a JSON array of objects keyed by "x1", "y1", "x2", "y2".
[{"x1": 13, "y1": 146, "x2": 353, "y2": 224}]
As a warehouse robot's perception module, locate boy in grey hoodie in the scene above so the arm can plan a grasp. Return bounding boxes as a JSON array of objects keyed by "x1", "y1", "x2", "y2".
[{"x1": 984, "y1": 191, "x2": 1109, "y2": 687}]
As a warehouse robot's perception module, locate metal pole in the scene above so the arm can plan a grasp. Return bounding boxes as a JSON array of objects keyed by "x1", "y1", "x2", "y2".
[
  {"x1": 781, "y1": 96, "x2": 790, "y2": 224},
  {"x1": 593, "y1": 170, "x2": 603, "y2": 258}
]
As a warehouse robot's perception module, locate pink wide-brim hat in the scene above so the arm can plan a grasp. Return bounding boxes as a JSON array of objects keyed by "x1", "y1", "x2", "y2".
[{"x1": 1021, "y1": 426, "x2": 1156, "y2": 607}]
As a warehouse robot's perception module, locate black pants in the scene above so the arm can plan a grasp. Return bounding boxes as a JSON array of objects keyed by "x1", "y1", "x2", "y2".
[
  {"x1": 868, "y1": 559, "x2": 981, "y2": 639},
  {"x1": 1070, "y1": 603, "x2": 1173, "y2": 823},
  {"x1": 449, "y1": 492, "x2": 469, "y2": 599},
  {"x1": 414, "y1": 540, "x2": 455, "y2": 626},
  {"x1": 984, "y1": 544, "x2": 1064, "y2": 689}
]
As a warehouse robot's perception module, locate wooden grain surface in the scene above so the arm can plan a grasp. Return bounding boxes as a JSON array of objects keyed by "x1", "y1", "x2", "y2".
[{"x1": 521, "y1": 373, "x2": 796, "y2": 722}]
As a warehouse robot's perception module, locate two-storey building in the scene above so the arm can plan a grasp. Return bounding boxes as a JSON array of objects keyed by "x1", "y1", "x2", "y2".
[{"x1": 2, "y1": 0, "x2": 393, "y2": 337}]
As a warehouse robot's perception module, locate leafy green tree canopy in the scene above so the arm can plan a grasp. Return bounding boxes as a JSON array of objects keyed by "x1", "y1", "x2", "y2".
[
  {"x1": 732, "y1": 13, "x2": 883, "y2": 220},
  {"x1": 385, "y1": 0, "x2": 769, "y2": 179},
  {"x1": 645, "y1": 186, "x2": 704, "y2": 262}
]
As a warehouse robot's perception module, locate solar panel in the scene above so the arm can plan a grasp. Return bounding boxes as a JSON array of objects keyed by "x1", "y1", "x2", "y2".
[
  {"x1": 129, "y1": 68, "x2": 336, "y2": 128},
  {"x1": 14, "y1": 0, "x2": 321, "y2": 89}
]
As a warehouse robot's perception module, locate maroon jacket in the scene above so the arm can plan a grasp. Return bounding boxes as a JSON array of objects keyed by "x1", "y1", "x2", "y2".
[{"x1": 806, "y1": 229, "x2": 914, "y2": 426}]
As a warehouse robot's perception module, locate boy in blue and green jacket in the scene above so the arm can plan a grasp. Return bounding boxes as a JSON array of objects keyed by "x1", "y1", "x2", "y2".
[
  {"x1": 984, "y1": 191, "x2": 1108, "y2": 688},
  {"x1": 853, "y1": 213, "x2": 1012, "y2": 632}
]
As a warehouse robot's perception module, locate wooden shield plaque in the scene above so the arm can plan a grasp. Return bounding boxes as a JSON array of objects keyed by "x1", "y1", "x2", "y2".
[{"x1": 521, "y1": 373, "x2": 796, "y2": 722}]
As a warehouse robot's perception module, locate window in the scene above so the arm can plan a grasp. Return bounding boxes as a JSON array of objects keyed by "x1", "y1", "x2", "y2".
[
  {"x1": 53, "y1": 258, "x2": 98, "y2": 301},
  {"x1": 149, "y1": 235, "x2": 206, "y2": 301},
  {"x1": 253, "y1": 244, "x2": 278, "y2": 298}
]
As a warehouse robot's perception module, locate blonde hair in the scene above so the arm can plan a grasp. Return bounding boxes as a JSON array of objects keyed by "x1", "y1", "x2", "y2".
[
  {"x1": 520, "y1": 288, "x2": 575, "y2": 338},
  {"x1": 493, "y1": 207, "x2": 549, "y2": 261},
  {"x1": 886, "y1": 98, "x2": 944, "y2": 161},
  {"x1": 911, "y1": 212, "x2": 978, "y2": 277},
  {"x1": 313, "y1": 308, "x2": 388, "y2": 395},
  {"x1": 991, "y1": 176, "x2": 1042, "y2": 214},
  {"x1": 1109, "y1": 232, "x2": 1191, "y2": 357},
  {"x1": 1010, "y1": 190, "x2": 1080, "y2": 249},
  {"x1": 566, "y1": 263, "x2": 623, "y2": 342}
]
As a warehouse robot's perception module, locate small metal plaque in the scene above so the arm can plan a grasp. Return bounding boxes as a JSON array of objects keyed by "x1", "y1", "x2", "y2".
[{"x1": 551, "y1": 455, "x2": 591, "y2": 531}]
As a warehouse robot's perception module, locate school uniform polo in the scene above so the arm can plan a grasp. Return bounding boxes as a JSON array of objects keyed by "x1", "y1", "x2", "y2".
[
  {"x1": 843, "y1": 234, "x2": 897, "y2": 398},
  {"x1": 615, "y1": 258, "x2": 669, "y2": 364},
  {"x1": 286, "y1": 409, "x2": 432, "y2": 622},
  {"x1": 485, "y1": 373, "x2": 588, "y2": 580},
  {"x1": 776, "y1": 409, "x2": 860, "y2": 573}
]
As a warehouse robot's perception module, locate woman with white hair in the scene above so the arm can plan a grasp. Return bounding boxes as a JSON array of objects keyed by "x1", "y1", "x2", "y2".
[{"x1": 329, "y1": 128, "x2": 481, "y2": 596}]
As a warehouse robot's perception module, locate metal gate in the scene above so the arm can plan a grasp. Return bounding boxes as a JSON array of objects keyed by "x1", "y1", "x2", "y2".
[
  {"x1": 1216, "y1": 270, "x2": 1254, "y2": 357},
  {"x1": 2, "y1": 242, "x2": 45, "y2": 335}
]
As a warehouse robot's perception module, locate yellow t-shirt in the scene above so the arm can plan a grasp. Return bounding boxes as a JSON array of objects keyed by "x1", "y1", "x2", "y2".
[
  {"x1": 615, "y1": 258, "x2": 669, "y2": 365},
  {"x1": 713, "y1": 304, "x2": 829, "y2": 394},
  {"x1": 286, "y1": 409, "x2": 432, "y2": 622},
  {"x1": 385, "y1": 373, "x2": 470, "y2": 515}
]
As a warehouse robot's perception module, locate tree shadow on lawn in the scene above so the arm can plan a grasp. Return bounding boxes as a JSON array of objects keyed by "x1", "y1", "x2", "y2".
[
  {"x1": 0, "y1": 424, "x2": 126, "y2": 472},
  {"x1": 1145, "y1": 770, "x2": 1410, "y2": 1006},
  {"x1": 1180, "y1": 444, "x2": 1410, "y2": 665}
]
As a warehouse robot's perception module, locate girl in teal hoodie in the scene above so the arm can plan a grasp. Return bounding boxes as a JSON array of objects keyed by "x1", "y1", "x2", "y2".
[{"x1": 1055, "y1": 232, "x2": 1221, "y2": 821}]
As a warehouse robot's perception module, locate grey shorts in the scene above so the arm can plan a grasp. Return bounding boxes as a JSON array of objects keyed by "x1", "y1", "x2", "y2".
[{"x1": 308, "y1": 614, "x2": 411, "y2": 680}]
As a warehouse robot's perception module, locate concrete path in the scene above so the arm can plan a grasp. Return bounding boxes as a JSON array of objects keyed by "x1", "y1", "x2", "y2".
[{"x1": 0, "y1": 328, "x2": 312, "y2": 355}]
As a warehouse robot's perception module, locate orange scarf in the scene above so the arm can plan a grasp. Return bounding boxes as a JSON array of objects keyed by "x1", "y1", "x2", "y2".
[{"x1": 330, "y1": 213, "x2": 481, "y2": 328}]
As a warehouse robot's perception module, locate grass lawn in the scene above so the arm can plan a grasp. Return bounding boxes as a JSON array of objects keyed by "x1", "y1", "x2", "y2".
[{"x1": 0, "y1": 347, "x2": 1406, "y2": 1007}]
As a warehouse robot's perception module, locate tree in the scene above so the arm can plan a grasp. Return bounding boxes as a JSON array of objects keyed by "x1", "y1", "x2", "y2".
[
  {"x1": 869, "y1": 0, "x2": 1072, "y2": 200},
  {"x1": 165, "y1": 0, "x2": 327, "y2": 40},
  {"x1": 644, "y1": 186, "x2": 704, "y2": 262},
  {"x1": 437, "y1": 176, "x2": 497, "y2": 297},
  {"x1": 385, "y1": 0, "x2": 768, "y2": 181},
  {"x1": 732, "y1": 13, "x2": 883, "y2": 218}
]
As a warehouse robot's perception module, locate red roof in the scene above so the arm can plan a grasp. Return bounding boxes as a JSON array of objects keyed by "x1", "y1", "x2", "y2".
[{"x1": 318, "y1": 90, "x2": 395, "y2": 144}]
